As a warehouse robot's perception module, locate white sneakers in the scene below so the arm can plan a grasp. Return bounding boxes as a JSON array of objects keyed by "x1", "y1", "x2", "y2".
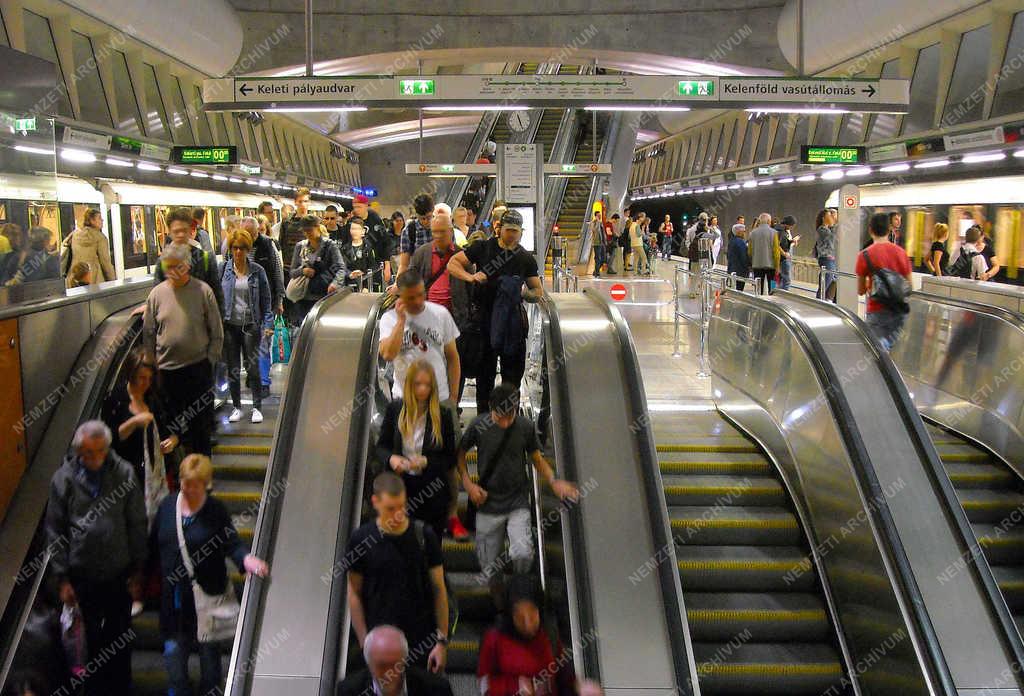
[{"x1": 229, "y1": 407, "x2": 264, "y2": 423}]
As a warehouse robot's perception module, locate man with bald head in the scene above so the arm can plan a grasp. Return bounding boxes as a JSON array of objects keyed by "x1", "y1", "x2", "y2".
[{"x1": 337, "y1": 625, "x2": 453, "y2": 696}]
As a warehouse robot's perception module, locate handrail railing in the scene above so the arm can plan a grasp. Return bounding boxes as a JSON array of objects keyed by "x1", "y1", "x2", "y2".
[{"x1": 575, "y1": 111, "x2": 622, "y2": 266}]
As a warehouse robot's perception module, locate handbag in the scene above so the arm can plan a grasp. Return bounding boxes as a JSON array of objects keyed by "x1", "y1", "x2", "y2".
[
  {"x1": 175, "y1": 493, "x2": 240, "y2": 643},
  {"x1": 142, "y1": 420, "x2": 169, "y2": 529},
  {"x1": 285, "y1": 275, "x2": 310, "y2": 302},
  {"x1": 271, "y1": 315, "x2": 291, "y2": 364}
]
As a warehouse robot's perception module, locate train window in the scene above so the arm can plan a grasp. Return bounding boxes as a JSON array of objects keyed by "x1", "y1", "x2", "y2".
[
  {"x1": 122, "y1": 205, "x2": 149, "y2": 268},
  {"x1": 191, "y1": 86, "x2": 214, "y2": 145},
  {"x1": 771, "y1": 117, "x2": 790, "y2": 159},
  {"x1": 867, "y1": 60, "x2": 901, "y2": 141},
  {"x1": 111, "y1": 51, "x2": 145, "y2": 135},
  {"x1": 993, "y1": 12, "x2": 1024, "y2": 118},
  {"x1": 738, "y1": 117, "x2": 756, "y2": 165},
  {"x1": 943, "y1": 25, "x2": 992, "y2": 126},
  {"x1": 28, "y1": 203, "x2": 60, "y2": 245},
  {"x1": 903, "y1": 44, "x2": 941, "y2": 135},
  {"x1": 993, "y1": 206, "x2": 1022, "y2": 281},
  {"x1": 812, "y1": 113, "x2": 839, "y2": 147},
  {"x1": 71, "y1": 33, "x2": 113, "y2": 128},
  {"x1": 142, "y1": 64, "x2": 170, "y2": 140},
  {"x1": 168, "y1": 77, "x2": 196, "y2": 145},
  {"x1": 0, "y1": 203, "x2": 6, "y2": 222},
  {"x1": 22, "y1": 11, "x2": 73, "y2": 119}
]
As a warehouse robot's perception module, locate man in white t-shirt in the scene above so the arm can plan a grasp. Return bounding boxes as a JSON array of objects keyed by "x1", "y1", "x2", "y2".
[{"x1": 379, "y1": 267, "x2": 461, "y2": 405}]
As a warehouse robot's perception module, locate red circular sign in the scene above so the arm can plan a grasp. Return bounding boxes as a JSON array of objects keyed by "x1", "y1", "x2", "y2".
[
  {"x1": 844, "y1": 195, "x2": 857, "y2": 209},
  {"x1": 609, "y1": 283, "x2": 627, "y2": 301}
]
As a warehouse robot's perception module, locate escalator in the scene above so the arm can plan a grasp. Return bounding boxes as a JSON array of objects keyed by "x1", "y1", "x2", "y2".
[
  {"x1": 649, "y1": 411, "x2": 848, "y2": 694},
  {"x1": 923, "y1": 424, "x2": 1024, "y2": 633}
]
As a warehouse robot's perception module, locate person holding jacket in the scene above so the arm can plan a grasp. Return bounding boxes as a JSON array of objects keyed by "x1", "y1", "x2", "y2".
[
  {"x1": 150, "y1": 455, "x2": 268, "y2": 696},
  {"x1": 45, "y1": 420, "x2": 147, "y2": 696},
  {"x1": 288, "y1": 215, "x2": 346, "y2": 324},
  {"x1": 375, "y1": 360, "x2": 458, "y2": 539},
  {"x1": 221, "y1": 226, "x2": 273, "y2": 425},
  {"x1": 61, "y1": 208, "x2": 115, "y2": 287}
]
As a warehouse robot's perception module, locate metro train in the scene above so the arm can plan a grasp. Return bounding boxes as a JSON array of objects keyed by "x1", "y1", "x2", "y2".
[
  {"x1": 827, "y1": 174, "x2": 1024, "y2": 284},
  {"x1": 0, "y1": 171, "x2": 333, "y2": 279}
]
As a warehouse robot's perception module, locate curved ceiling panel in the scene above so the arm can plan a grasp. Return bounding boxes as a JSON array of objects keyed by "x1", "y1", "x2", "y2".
[
  {"x1": 334, "y1": 115, "x2": 480, "y2": 150},
  {"x1": 778, "y1": 0, "x2": 980, "y2": 73},
  {"x1": 62, "y1": 0, "x2": 243, "y2": 75}
]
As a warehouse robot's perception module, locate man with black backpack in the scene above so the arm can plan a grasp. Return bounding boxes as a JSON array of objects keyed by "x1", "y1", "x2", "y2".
[
  {"x1": 948, "y1": 225, "x2": 992, "y2": 280},
  {"x1": 856, "y1": 212, "x2": 913, "y2": 351},
  {"x1": 345, "y1": 472, "x2": 450, "y2": 672}
]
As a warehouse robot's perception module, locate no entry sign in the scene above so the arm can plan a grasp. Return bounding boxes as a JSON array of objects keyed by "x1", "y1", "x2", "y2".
[{"x1": 609, "y1": 283, "x2": 627, "y2": 301}]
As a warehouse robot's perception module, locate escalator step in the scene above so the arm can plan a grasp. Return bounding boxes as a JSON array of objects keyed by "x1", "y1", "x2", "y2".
[
  {"x1": 943, "y1": 462, "x2": 1015, "y2": 489},
  {"x1": 662, "y1": 475, "x2": 784, "y2": 507},
  {"x1": 693, "y1": 643, "x2": 844, "y2": 695},
  {"x1": 212, "y1": 444, "x2": 272, "y2": 456},
  {"x1": 993, "y1": 566, "x2": 1024, "y2": 610},
  {"x1": 676, "y1": 546, "x2": 814, "y2": 591},
  {"x1": 937, "y1": 450, "x2": 990, "y2": 463},
  {"x1": 658, "y1": 443, "x2": 758, "y2": 454},
  {"x1": 956, "y1": 489, "x2": 1024, "y2": 522},
  {"x1": 686, "y1": 593, "x2": 831, "y2": 642},
  {"x1": 973, "y1": 522, "x2": 1024, "y2": 563},
  {"x1": 660, "y1": 459, "x2": 773, "y2": 476},
  {"x1": 669, "y1": 506, "x2": 800, "y2": 545}
]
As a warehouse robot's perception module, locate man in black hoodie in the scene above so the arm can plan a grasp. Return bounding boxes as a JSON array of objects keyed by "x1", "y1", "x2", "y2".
[{"x1": 45, "y1": 420, "x2": 146, "y2": 696}]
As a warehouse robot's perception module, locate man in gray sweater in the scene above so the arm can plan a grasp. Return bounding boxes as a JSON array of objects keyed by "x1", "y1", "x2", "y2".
[
  {"x1": 46, "y1": 420, "x2": 147, "y2": 696},
  {"x1": 748, "y1": 212, "x2": 778, "y2": 295},
  {"x1": 144, "y1": 243, "x2": 223, "y2": 455}
]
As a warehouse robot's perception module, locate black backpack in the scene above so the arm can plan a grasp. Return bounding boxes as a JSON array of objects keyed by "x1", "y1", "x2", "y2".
[
  {"x1": 861, "y1": 249, "x2": 910, "y2": 314},
  {"x1": 948, "y1": 248, "x2": 980, "y2": 279}
]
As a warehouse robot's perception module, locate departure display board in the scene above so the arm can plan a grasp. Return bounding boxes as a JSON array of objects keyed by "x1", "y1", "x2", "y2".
[
  {"x1": 171, "y1": 146, "x2": 237, "y2": 165},
  {"x1": 801, "y1": 146, "x2": 866, "y2": 165}
]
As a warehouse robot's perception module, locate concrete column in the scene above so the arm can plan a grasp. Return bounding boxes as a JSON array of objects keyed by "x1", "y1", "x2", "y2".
[
  {"x1": 606, "y1": 113, "x2": 640, "y2": 215},
  {"x1": 836, "y1": 183, "x2": 861, "y2": 314}
]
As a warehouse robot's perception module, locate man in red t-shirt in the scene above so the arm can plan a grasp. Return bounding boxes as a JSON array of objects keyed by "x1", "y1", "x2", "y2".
[
  {"x1": 410, "y1": 214, "x2": 458, "y2": 310},
  {"x1": 855, "y1": 212, "x2": 913, "y2": 350}
]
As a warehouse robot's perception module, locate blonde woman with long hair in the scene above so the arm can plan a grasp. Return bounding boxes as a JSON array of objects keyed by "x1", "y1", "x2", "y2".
[
  {"x1": 375, "y1": 359, "x2": 459, "y2": 539},
  {"x1": 927, "y1": 222, "x2": 950, "y2": 276}
]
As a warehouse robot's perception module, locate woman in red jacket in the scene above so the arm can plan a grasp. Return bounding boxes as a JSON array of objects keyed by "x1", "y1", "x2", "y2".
[{"x1": 477, "y1": 580, "x2": 571, "y2": 696}]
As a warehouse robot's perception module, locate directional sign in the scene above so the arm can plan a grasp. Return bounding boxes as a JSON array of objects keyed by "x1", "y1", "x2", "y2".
[{"x1": 203, "y1": 75, "x2": 909, "y2": 112}]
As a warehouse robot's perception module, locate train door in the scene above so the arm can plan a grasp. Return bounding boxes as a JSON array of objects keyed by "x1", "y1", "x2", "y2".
[
  {"x1": 28, "y1": 201, "x2": 60, "y2": 251},
  {"x1": 993, "y1": 205, "x2": 1022, "y2": 283},
  {"x1": 904, "y1": 206, "x2": 935, "y2": 272}
]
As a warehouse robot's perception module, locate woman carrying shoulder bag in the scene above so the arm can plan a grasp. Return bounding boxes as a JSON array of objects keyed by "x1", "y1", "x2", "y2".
[
  {"x1": 150, "y1": 455, "x2": 269, "y2": 696},
  {"x1": 62, "y1": 208, "x2": 115, "y2": 287}
]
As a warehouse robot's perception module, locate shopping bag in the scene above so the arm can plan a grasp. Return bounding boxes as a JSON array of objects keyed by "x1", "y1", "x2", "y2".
[{"x1": 272, "y1": 316, "x2": 291, "y2": 365}]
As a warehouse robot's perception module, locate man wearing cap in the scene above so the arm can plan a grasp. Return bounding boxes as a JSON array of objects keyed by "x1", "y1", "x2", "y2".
[
  {"x1": 774, "y1": 215, "x2": 799, "y2": 291},
  {"x1": 447, "y1": 209, "x2": 543, "y2": 413}
]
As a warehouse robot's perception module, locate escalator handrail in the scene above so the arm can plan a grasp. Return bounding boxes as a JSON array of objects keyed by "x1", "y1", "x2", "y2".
[
  {"x1": 782, "y1": 288, "x2": 1024, "y2": 680},
  {"x1": 720, "y1": 289, "x2": 958, "y2": 695},
  {"x1": 911, "y1": 289, "x2": 1024, "y2": 333},
  {"x1": 318, "y1": 292, "x2": 387, "y2": 696},
  {"x1": 226, "y1": 289, "x2": 351, "y2": 695},
  {"x1": 535, "y1": 295, "x2": 601, "y2": 679},
  {"x1": 579, "y1": 288, "x2": 697, "y2": 696},
  {"x1": 0, "y1": 311, "x2": 142, "y2": 685},
  {"x1": 575, "y1": 112, "x2": 621, "y2": 266}
]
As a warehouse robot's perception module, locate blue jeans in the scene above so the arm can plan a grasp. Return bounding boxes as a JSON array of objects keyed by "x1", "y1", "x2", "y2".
[
  {"x1": 817, "y1": 256, "x2": 837, "y2": 300},
  {"x1": 164, "y1": 637, "x2": 222, "y2": 696},
  {"x1": 779, "y1": 257, "x2": 792, "y2": 290},
  {"x1": 258, "y1": 331, "x2": 271, "y2": 387},
  {"x1": 593, "y1": 243, "x2": 606, "y2": 276},
  {"x1": 865, "y1": 309, "x2": 907, "y2": 352}
]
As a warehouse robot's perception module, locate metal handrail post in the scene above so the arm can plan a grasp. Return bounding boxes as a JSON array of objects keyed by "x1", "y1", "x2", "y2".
[
  {"x1": 697, "y1": 238, "x2": 713, "y2": 378},
  {"x1": 672, "y1": 264, "x2": 683, "y2": 358}
]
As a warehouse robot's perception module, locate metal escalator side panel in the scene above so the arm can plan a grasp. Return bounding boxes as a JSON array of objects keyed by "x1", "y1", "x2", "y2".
[
  {"x1": 708, "y1": 293, "x2": 943, "y2": 694},
  {"x1": 779, "y1": 290, "x2": 1024, "y2": 692},
  {"x1": 543, "y1": 289, "x2": 695, "y2": 695},
  {"x1": 890, "y1": 292, "x2": 1024, "y2": 477},
  {"x1": 225, "y1": 290, "x2": 381, "y2": 696},
  {"x1": 0, "y1": 307, "x2": 142, "y2": 686}
]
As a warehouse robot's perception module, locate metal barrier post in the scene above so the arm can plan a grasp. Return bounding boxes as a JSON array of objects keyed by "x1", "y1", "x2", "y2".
[
  {"x1": 697, "y1": 238, "x2": 713, "y2": 378},
  {"x1": 672, "y1": 264, "x2": 682, "y2": 358}
]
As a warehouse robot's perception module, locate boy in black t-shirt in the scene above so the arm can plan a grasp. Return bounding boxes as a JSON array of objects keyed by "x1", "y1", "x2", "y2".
[
  {"x1": 447, "y1": 209, "x2": 545, "y2": 413},
  {"x1": 345, "y1": 472, "x2": 449, "y2": 672}
]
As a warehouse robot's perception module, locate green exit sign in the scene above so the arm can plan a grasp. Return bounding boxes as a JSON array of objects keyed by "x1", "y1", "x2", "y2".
[
  {"x1": 400, "y1": 79, "x2": 435, "y2": 96},
  {"x1": 678, "y1": 80, "x2": 714, "y2": 97},
  {"x1": 440, "y1": 164, "x2": 455, "y2": 172},
  {"x1": 172, "y1": 146, "x2": 237, "y2": 165},
  {"x1": 561, "y1": 164, "x2": 578, "y2": 173},
  {"x1": 14, "y1": 117, "x2": 36, "y2": 132},
  {"x1": 801, "y1": 146, "x2": 866, "y2": 165}
]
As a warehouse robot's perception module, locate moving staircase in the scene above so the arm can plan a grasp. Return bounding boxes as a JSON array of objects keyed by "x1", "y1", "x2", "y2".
[
  {"x1": 924, "y1": 423, "x2": 1024, "y2": 634},
  {"x1": 651, "y1": 410, "x2": 850, "y2": 694}
]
